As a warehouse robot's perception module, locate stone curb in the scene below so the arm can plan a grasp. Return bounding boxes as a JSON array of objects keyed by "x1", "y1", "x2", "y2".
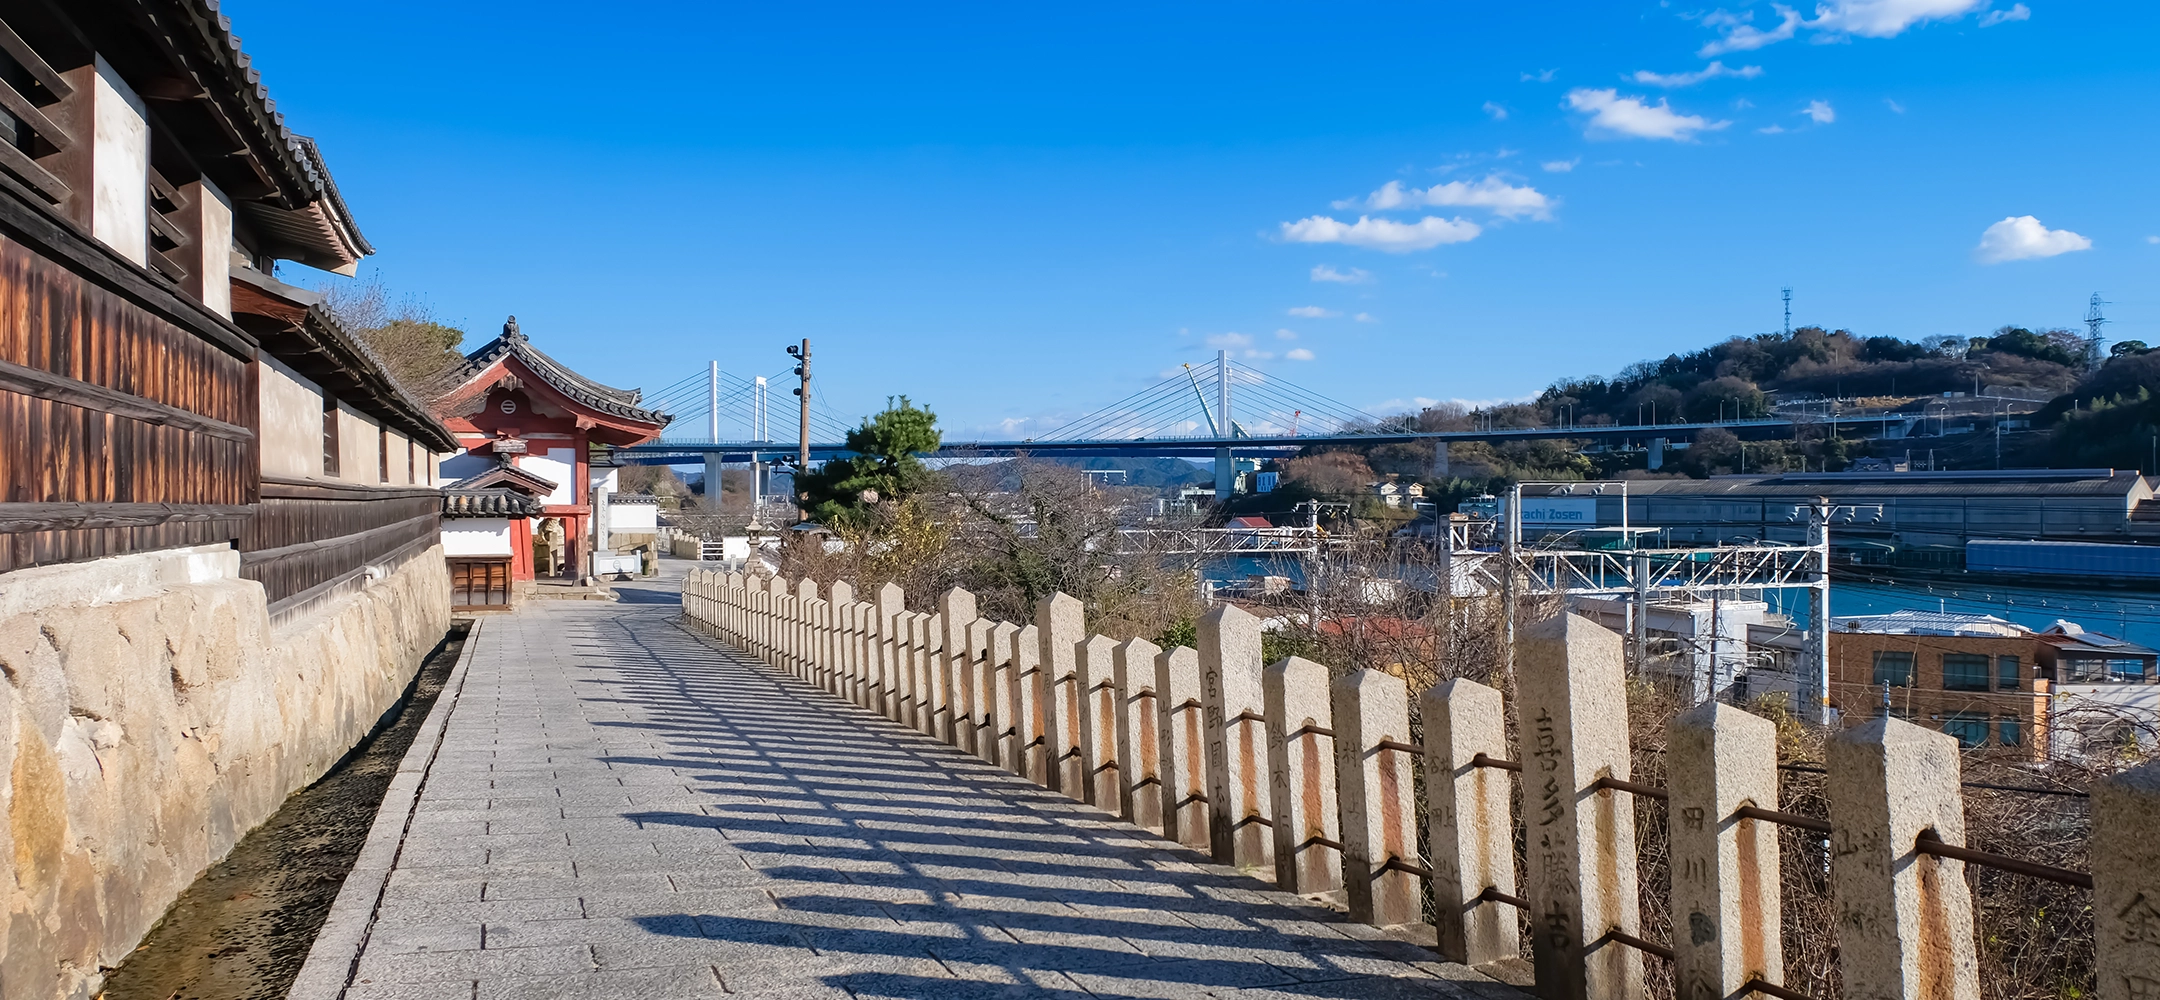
[{"x1": 285, "y1": 617, "x2": 488, "y2": 1000}]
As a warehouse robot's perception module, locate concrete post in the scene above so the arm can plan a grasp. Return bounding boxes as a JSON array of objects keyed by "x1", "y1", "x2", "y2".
[
  {"x1": 1078, "y1": 634, "x2": 1120, "y2": 809},
  {"x1": 1516, "y1": 612, "x2": 1643, "y2": 1000},
  {"x1": 1669, "y1": 702, "x2": 1783, "y2": 999},
  {"x1": 1648, "y1": 437, "x2": 1667, "y2": 471},
  {"x1": 1433, "y1": 440, "x2": 1450, "y2": 479},
  {"x1": 1200, "y1": 604, "x2": 1271, "y2": 870},
  {"x1": 1011, "y1": 624, "x2": 1047, "y2": 782},
  {"x1": 1038, "y1": 593, "x2": 1085, "y2": 796},
  {"x1": 1114, "y1": 637, "x2": 1164, "y2": 830},
  {"x1": 919, "y1": 614, "x2": 945, "y2": 736},
  {"x1": 939, "y1": 588, "x2": 978, "y2": 748},
  {"x1": 797, "y1": 579, "x2": 818, "y2": 677},
  {"x1": 2094, "y1": 758, "x2": 2160, "y2": 999},
  {"x1": 896, "y1": 612, "x2": 921, "y2": 728},
  {"x1": 1156, "y1": 646, "x2": 1210, "y2": 850},
  {"x1": 1828, "y1": 716, "x2": 1978, "y2": 1000},
  {"x1": 985, "y1": 621, "x2": 1019, "y2": 768},
  {"x1": 1334, "y1": 668, "x2": 1418, "y2": 928},
  {"x1": 967, "y1": 619, "x2": 996, "y2": 762},
  {"x1": 1263, "y1": 655, "x2": 1340, "y2": 895},
  {"x1": 875, "y1": 584, "x2": 902, "y2": 718},
  {"x1": 1423, "y1": 678, "x2": 1518, "y2": 967},
  {"x1": 830, "y1": 581, "x2": 854, "y2": 694}
]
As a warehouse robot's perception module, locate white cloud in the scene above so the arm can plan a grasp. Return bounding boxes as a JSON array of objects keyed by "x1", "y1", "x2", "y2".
[
  {"x1": 1286, "y1": 306, "x2": 1338, "y2": 318},
  {"x1": 1482, "y1": 101, "x2": 1508, "y2": 121},
  {"x1": 1522, "y1": 68, "x2": 1557, "y2": 82},
  {"x1": 1542, "y1": 158, "x2": 1580, "y2": 173},
  {"x1": 2147, "y1": 235, "x2": 2160, "y2": 245},
  {"x1": 1565, "y1": 88, "x2": 1729, "y2": 141},
  {"x1": 1808, "y1": 0, "x2": 1986, "y2": 37},
  {"x1": 1276, "y1": 329, "x2": 1299, "y2": 340},
  {"x1": 1280, "y1": 215, "x2": 1483, "y2": 252},
  {"x1": 1310, "y1": 264, "x2": 1373, "y2": 284},
  {"x1": 1758, "y1": 124, "x2": 1788, "y2": 134},
  {"x1": 1354, "y1": 312, "x2": 1378, "y2": 323},
  {"x1": 1979, "y1": 3, "x2": 2030, "y2": 26},
  {"x1": 1285, "y1": 348, "x2": 1316, "y2": 361},
  {"x1": 1206, "y1": 331, "x2": 1253, "y2": 349},
  {"x1": 1630, "y1": 61, "x2": 1764, "y2": 88},
  {"x1": 1803, "y1": 99, "x2": 1836, "y2": 123},
  {"x1": 1699, "y1": 4, "x2": 1801, "y2": 55},
  {"x1": 1336, "y1": 175, "x2": 1555, "y2": 220},
  {"x1": 1885, "y1": 98, "x2": 1906, "y2": 113},
  {"x1": 1975, "y1": 216, "x2": 2092, "y2": 264}
]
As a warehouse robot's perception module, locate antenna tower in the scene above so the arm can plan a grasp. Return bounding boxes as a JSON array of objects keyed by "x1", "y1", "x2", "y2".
[
  {"x1": 1781, "y1": 287, "x2": 1792, "y2": 336},
  {"x1": 2085, "y1": 292, "x2": 2110, "y2": 370}
]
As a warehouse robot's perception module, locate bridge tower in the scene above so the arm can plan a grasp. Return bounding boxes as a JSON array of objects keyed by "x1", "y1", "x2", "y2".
[
  {"x1": 1214, "y1": 350, "x2": 1235, "y2": 502},
  {"x1": 704, "y1": 362, "x2": 722, "y2": 514}
]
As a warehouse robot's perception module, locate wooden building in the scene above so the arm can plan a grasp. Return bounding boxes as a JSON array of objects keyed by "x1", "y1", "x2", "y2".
[
  {"x1": 0, "y1": 4, "x2": 462, "y2": 997},
  {"x1": 0, "y1": 0, "x2": 458, "y2": 605},
  {"x1": 435, "y1": 319, "x2": 669, "y2": 583}
]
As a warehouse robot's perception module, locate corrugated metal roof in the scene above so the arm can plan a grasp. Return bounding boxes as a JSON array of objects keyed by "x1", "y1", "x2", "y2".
[
  {"x1": 1622, "y1": 471, "x2": 2145, "y2": 500},
  {"x1": 1833, "y1": 610, "x2": 2030, "y2": 637}
]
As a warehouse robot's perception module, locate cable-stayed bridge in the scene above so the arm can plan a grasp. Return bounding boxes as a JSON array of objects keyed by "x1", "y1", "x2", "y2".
[{"x1": 620, "y1": 352, "x2": 1822, "y2": 494}]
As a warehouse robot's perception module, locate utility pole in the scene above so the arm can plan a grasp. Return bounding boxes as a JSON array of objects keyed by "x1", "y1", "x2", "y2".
[{"x1": 787, "y1": 340, "x2": 811, "y2": 521}]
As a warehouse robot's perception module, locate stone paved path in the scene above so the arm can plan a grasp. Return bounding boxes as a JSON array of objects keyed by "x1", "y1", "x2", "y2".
[{"x1": 307, "y1": 577, "x2": 1524, "y2": 1000}]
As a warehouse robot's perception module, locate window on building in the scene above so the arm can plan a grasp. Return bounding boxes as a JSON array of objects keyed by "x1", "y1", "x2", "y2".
[
  {"x1": 1943, "y1": 653, "x2": 1990, "y2": 692},
  {"x1": 2065, "y1": 657, "x2": 2150, "y2": 683},
  {"x1": 322, "y1": 395, "x2": 340, "y2": 477},
  {"x1": 1997, "y1": 655, "x2": 2020, "y2": 691},
  {"x1": 1941, "y1": 712, "x2": 1990, "y2": 748},
  {"x1": 1998, "y1": 716, "x2": 2021, "y2": 747},
  {"x1": 1872, "y1": 650, "x2": 1915, "y2": 688}
]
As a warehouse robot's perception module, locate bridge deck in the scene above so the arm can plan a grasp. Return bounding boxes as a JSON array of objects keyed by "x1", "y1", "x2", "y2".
[{"x1": 292, "y1": 570, "x2": 1524, "y2": 1000}]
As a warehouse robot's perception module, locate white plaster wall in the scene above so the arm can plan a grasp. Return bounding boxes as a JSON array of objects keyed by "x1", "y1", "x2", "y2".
[
  {"x1": 384, "y1": 429, "x2": 413, "y2": 484},
  {"x1": 610, "y1": 504, "x2": 657, "y2": 532},
  {"x1": 336, "y1": 405, "x2": 379, "y2": 484},
  {"x1": 89, "y1": 57, "x2": 148, "y2": 266},
  {"x1": 0, "y1": 543, "x2": 450, "y2": 1000},
  {"x1": 184, "y1": 178, "x2": 231, "y2": 317},
  {"x1": 523, "y1": 449, "x2": 577, "y2": 506},
  {"x1": 257, "y1": 356, "x2": 325, "y2": 479},
  {"x1": 439, "y1": 449, "x2": 492, "y2": 483},
  {"x1": 591, "y1": 467, "x2": 619, "y2": 492},
  {"x1": 443, "y1": 519, "x2": 513, "y2": 556}
]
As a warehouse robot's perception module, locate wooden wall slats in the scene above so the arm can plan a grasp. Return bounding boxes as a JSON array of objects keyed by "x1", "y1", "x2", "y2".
[{"x1": 1, "y1": 219, "x2": 259, "y2": 573}]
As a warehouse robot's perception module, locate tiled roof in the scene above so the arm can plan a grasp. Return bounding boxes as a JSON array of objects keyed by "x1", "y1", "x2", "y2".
[
  {"x1": 457, "y1": 318, "x2": 671, "y2": 426},
  {"x1": 448, "y1": 463, "x2": 557, "y2": 496},
  {"x1": 610, "y1": 493, "x2": 661, "y2": 505},
  {"x1": 443, "y1": 489, "x2": 545, "y2": 518}
]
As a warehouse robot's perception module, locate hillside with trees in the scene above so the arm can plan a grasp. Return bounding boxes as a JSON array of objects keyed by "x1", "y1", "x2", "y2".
[{"x1": 1230, "y1": 323, "x2": 2132, "y2": 517}]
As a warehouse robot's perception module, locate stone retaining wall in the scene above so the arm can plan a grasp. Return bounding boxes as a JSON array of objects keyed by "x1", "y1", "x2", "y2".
[{"x1": 0, "y1": 543, "x2": 450, "y2": 1000}]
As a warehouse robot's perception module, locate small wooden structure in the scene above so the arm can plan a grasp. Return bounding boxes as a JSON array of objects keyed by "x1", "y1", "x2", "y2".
[{"x1": 440, "y1": 463, "x2": 552, "y2": 609}]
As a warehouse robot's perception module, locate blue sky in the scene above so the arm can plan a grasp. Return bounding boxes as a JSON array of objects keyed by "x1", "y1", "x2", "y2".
[{"x1": 228, "y1": 0, "x2": 2160, "y2": 437}]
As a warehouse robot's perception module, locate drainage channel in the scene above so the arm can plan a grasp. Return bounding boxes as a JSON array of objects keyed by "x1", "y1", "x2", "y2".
[{"x1": 98, "y1": 621, "x2": 472, "y2": 1000}]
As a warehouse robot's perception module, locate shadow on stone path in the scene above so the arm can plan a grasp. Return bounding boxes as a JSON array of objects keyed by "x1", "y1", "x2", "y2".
[{"x1": 310, "y1": 588, "x2": 1524, "y2": 1000}]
